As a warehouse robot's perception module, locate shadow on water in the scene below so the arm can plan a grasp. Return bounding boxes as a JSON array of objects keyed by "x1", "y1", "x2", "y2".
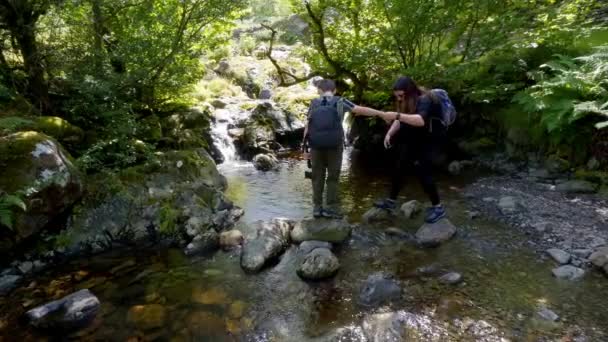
[{"x1": 1, "y1": 150, "x2": 607, "y2": 341}]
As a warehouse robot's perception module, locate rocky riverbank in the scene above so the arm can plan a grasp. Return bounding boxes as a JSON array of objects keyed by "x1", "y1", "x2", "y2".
[{"x1": 465, "y1": 173, "x2": 608, "y2": 278}]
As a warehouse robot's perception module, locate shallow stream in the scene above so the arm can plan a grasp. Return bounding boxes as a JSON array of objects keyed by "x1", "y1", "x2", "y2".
[{"x1": 1, "y1": 152, "x2": 607, "y2": 341}]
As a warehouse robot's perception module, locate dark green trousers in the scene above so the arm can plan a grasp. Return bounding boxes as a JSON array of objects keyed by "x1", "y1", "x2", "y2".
[{"x1": 311, "y1": 146, "x2": 343, "y2": 211}]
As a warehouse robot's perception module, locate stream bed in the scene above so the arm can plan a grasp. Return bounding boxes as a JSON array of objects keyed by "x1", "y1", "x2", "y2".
[{"x1": 1, "y1": 152, "x2": 607, "y2": 341}]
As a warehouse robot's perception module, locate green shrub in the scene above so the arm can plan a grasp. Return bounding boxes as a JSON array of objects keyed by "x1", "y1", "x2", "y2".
[
  {"x1": 238, "y1": 36, "x2": 257, "y2": 56},
  {"x1": 512, "y1": 46, "x2": 608, "y2": 146}
]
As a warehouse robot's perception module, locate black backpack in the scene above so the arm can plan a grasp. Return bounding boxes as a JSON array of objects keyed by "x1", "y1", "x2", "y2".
[{"x1": 308, "y1": 96, "x2": 344, "y2": 149}]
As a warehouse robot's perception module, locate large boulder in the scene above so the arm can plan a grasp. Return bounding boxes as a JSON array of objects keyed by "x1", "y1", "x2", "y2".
[
  {"x1": 361, "y1": 311, "x2": 449, "y2": 342},
  {"x1": 415, "y1": 219, "x2": 457, "y2": 247},
  {"x1": 25, "y1": 289, "x2": 100, "y2": 331},
  {"x1": 555, "y1": 180, "x2": 597, "y2": 194},
  {"x1": 589, "y1": 246, "x2": 608, "y2": 274},
  {"x1": 60, "y1": 148, "x2": 237, "y2": 256},
  {"x1": 241, "y1": 218, "x2": 294, "y2": 273},
  {"x1": 358, "y1": 273, "x2": 401, "y2": 308},
  {"x1": 253, "y1": 153, "x2": 280, "y2": 171},
  {"x1": 296, "y1": 247, "x2": 340, "y2": 280},
  {"x1": 290, "y1": 218, "x2": 352, "y2": 243},
  {"x1": 0, "y1": 116, "x2": 84, "y2": 144},
  {"x1": 0, "y1": 274, "x2": 22, "y2": 296},
  {"x1": 0, "y1": 132, "x2": 83, "y2": 254}
]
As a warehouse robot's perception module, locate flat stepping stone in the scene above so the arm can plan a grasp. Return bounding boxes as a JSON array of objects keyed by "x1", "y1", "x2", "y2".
[
  {"x1": 415, "y1": 219, "x2": 457, "y2": 247},
  {"x1": 290, "y1": 218, "x2": 351, "y2": 243}
]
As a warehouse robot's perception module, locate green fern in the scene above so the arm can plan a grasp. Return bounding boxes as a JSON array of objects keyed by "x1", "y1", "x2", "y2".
[
  {"x1": 0, "y1": 193, "x2": 27, "y2": 231},
  {"x1": 513, "y1": 45, "x2": 608, "y2": 142}
]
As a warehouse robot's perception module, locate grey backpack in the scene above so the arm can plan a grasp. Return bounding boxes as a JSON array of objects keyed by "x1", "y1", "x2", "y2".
[{"x1": 308, "y1": 96, "x2": 344, "y2": 149}]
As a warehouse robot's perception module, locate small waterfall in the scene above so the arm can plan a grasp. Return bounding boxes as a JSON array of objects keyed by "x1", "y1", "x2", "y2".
[
  {"x1": 210, "y1": 107, "x2": 239, "y2": 164},
  {"x1": 211, "y1": 121, "x2": 237, "y2": 163}
]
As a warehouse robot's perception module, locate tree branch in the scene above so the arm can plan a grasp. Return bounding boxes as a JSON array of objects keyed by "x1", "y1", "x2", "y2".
[{"x1": 261, "y1": 23, "x2": 321, "y2": 86}]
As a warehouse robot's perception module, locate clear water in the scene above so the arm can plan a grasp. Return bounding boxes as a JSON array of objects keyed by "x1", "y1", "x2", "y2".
[{"x1": 1, "y1": 153, "x2": 607, "y2": 341}]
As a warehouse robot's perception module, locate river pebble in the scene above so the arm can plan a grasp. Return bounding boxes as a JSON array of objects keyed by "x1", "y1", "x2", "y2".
[
  {"x1": 546, "y1": 248, "x2": 571, "y2": 265},
  {"x1": 439, "y1": 272, "x2": 463, "y2": 285},
  {"x1": 552, "y1": 265, "x2": 585, "y2": 280}
]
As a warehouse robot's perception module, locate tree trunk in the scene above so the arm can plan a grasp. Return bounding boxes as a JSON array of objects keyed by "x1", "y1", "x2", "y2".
[
  {"x1": 14, "y1": 26, "x2": 50, "y2": 112},
  {"x1": 92, "y1": 0, "x2": 105, "y2": 72}
]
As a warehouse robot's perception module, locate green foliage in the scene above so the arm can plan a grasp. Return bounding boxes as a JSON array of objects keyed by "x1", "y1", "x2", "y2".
[
  {"x1": 513, "y1": 46, "x2": 608, "y2": 144},
  {"x1": 158, "y1": 202, "x2": 179, "y2": 236},
  {"x1": 238, "y1": 36, "x2": 257, "y2": 56},
  {"x1": 76, "y1": 138, "x2": 154, "y2": 174},
  {"x1": 0, "y1": 192, "x2": 26, "y2": 232},
  {"x1": 191, "y1": 78, "x2": 245, "y2": 103}
]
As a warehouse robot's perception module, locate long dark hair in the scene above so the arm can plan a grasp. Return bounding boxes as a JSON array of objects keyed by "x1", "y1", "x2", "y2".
[{"x1": 392, "y1": 76, "x2": 432, "y2": 114}]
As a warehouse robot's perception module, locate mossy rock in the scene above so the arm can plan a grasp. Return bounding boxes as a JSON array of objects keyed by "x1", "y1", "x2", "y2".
[
  {"x1": 62, "y1": 148, "x2": 227, "y2": 253},
  {"x1": 139, "y1": 115, "x2": 162, "y2": 142},
  {"x1": 574, "y1": 169, "x2": 608, "y2": 185},
  {"x1": 0, "y1": 131, "x2": 83, "y2": 252},
  {"x1": 0, "y1": 116, "x2": 83, "y2": 143},
  {"x1": 545, "y1": 155, "x2": 570, "y2": 174},
  {"x1": 458, "y1": 137, "x2": 496, "y2": 156}
]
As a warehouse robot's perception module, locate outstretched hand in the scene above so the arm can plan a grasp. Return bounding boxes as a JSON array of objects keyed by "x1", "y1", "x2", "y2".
[{"x1": 383, "y1": 134, "x2": 392, "y2": 149}]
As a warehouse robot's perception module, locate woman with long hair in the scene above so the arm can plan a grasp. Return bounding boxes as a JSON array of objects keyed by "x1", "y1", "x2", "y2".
[{"x1": 354, "y1": 76, "x2": 446, "y2": 223}]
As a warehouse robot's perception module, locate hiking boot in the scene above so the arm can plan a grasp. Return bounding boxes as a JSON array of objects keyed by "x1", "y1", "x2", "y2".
[
  {"x1": 313, "y1": 208, "x2": 323, "y2": 218},
  {"x1": 425, "y1": 206, "x2": 446, "y2": 223},
  {"x1": 374, "y1": 198, "x2": 397, "y2": 210},
  {"x1": 322, "y1": 209, "x2": 344, "y2": 219}
]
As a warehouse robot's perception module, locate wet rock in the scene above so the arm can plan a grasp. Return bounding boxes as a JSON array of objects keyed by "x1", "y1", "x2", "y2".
[
  {"x1": 290, "y1": 218, "x2": 351, "y2": 243},
  {"x1": 0, "y1": 132, "x2": 83, "y2": 254},
  {"x1": 571, "y1": 249, "x2": 592, "y2": 259},
  {"x1": 184, "y1": 216, "x2": 208, "y2": 238},
  {"x1": 241, "y1": 219, "x2": 293, "y2": 273},
  {"x1": 545, "y1": 155, "x2": 570, "y2": 174},
  {"x1": 385, "y1": 227, "x2": 410, "y2": 239},
  {"x1": 127, "y1": 304, "x2": 166, "y2": 330},
  {"x1": 497, "y1": 196, "x2": 517, "y2": 214},
  {"x1": 362, "y1": 207, "x2": 395, "y2": 223},
  {"x1": 415, "y1": 219, "x2": 457, "y2": 247},
  {"x1": 0, "y1": 275, "x2": 22, "y2": 296},
  {"x1": 259, "y1": 88, "x2": 272, "y2": 100},
  {"x1": 546, "y1": 248, "x2": 571, "y2": 265},
  {"x1": 358, "y1": 273, "x2": 401, "y2": 307},
  {"x1": 229, "y1": 300, "x2": 247, "y2": 319},
  {"x1": 448, "y1": 161, "x2": 463, "y2": 175},
  {"x1": 400, "y1": 200, "x2": 421, "y2": 219},
  {"x1": 211, "y1": 99, "x2": 228, "y2": 109},
  {"x1": 26, "y1": 289, "x2": 100, "y2": 331},
  {"x1": 297, "y1": 248, "x2": 340, "y2": 280},
  {"x1": 191, "y1": 287, "x2": 229, "y2": 305},
  {"x1": 439, "y1": 272, "x2": 463, "y2": 285},
  {"x1": 219, "y1": 230, "x2": 244, "y2": 249},
  {"x1": 228, "y1": 128, "x2": 245, "y2": 139},
  {"x1": 556, "y1": 180, "x2": 597, "y2": 194},
  {"x1": 552, "y1": 265, "x2": 585, "y2": 280},
  {"x1": 184, "y1": 230, "x2": 219, "y2": 256},
  {"x1": 186, "y1": 310, "x2": 225, "y2": 336},
  {"x1": 466, "y1": 210, "x2": 480, "y2": 220},
  {"x1": 253, "y1": 153, "x2": 280, "y2": 171},
  {"x1": 532, "y1": 221, "x2": 553, "y2": 233},
  {"x1": 537, "y1": 307, "x2": 559, "y2": 322},
  {"x1": 18, "y1": 261, "x2": 33, "y2": 274},
  {"x1": 361, "y1": 310, "x2": 450, "y2": 341},
  {"x1": 298, "y1": 240, "x2": 332, "y2": 255},
  {"x1": 587, "y1": 157, "x2": 600, "y2": 171},
  {"x1": 589, "y1": 246, "x2": 608, "y2": 270}
]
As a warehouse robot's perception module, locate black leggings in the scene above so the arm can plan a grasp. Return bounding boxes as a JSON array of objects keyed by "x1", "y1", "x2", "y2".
[{"x1": 389, "y1": 143, "x2": 440, "y2": 205}]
